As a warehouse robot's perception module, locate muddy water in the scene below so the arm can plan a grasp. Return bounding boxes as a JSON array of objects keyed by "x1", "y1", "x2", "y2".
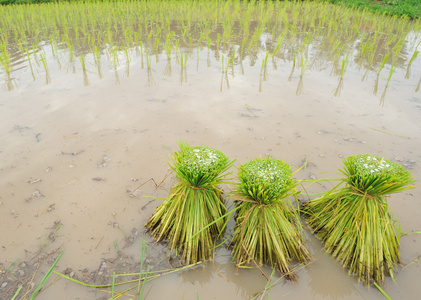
[{"x1": 1, "y1": 23, "x2": 421, "y2": 300}]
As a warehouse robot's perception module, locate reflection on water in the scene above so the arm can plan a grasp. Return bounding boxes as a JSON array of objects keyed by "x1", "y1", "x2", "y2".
[
  {"x1": 0, "y1": 0, "x2": 420, "y2": 101},
  {"x1": 304, "y1": 231, "x2": 362, "y2": 299}
]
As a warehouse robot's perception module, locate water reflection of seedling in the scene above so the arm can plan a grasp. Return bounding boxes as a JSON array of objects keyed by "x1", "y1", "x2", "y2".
[
  {"x1": 112, "y1": 48, "x2": 119, "y2": 70},
  {"x1": 0, "y1": 0, "x2": 419, "y2": 98},
  {"x1": 79, "y1": 54, "x2": 90, "y2": 86},
  {"x1": 259, "y1": 51, "x2": 269, "y2": 92},
  {"x1": 288, "y1": 49, "x2": 296, "y2": 82},
  {"x1": 230, "y1": 47, "x2": 236, "y2": 76},
  {"x1": 146, "y1": 50, "x2": 151, "y2": 70},
  {"x1": 164, "y1": 57, "x2": 172, "y2": 77},
  {"x1": 415, "y1": 76, "x2": 421, "y2": 92},
  {"x1": 334, "y1": 79, "x2": 344, "y2": 97},
  {"x1": 146, "y1": 50, "x2": 156, "y2": 87}
]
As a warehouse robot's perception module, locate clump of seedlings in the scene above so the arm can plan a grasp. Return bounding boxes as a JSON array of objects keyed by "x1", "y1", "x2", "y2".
[
  {"x1": 230, "y1": 157, "x2": 311, "y2": 280},
  {"x1": 303, "y1": 154, "x2": 416, "y2": 284},
  {"x1": 145, "y1": 141, "x2": 234, "y2": 264}
]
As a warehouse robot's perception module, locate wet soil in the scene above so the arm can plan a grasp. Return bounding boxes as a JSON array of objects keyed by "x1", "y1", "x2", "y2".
[{"x1": 1, "y1": 18, "x2": 421, "y2": 300}]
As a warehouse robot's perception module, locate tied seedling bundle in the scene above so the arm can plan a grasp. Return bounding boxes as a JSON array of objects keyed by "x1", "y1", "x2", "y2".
[
  {"x1": 303, "y1": 154, "x2": 415, "y2": 284},
  {"x1": 145, "y1": 141, "x2": 234, "y2": 264},
  {"x1": 230, "y1": 157, "x2": 311, "y2": 279}
]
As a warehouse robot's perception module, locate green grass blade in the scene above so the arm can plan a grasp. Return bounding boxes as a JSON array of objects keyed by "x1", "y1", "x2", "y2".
[
  {"x1": 374, "y1": 281, "x2": 392, "y2": 300},
  {"x1": 11, "y1": 286, "x2": 22, "y2": 300},
  {"x1": 30, "y1": 251, "x2": 64, "y2": 300}
]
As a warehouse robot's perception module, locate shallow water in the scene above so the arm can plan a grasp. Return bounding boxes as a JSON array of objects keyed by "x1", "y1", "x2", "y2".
[{"x1": 1, "y1": 1, "x2": 421, "y2": 299}]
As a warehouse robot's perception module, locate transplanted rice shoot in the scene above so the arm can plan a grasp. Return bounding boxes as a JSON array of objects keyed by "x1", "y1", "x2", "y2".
[
  {"x1": 303, "y1": 154, "x2": 415, "y2": 284},
  {"x1": 145, "y1": 141, "x2": 234, "y2": 264},
  {"x1": 230, "y1": 157, "x2": 311, "y2": 279}
]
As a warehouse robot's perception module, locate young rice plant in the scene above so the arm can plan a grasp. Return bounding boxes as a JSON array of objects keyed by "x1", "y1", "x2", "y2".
[
  {"x1": 303, "y1": 154, "x2": 416, "y2": 284},
  {"x1": 145, "y1": 141, "x2": 234, "y2": 264},
  {"x1": 230, "y1": 157, "x2": 311, "y2": 280}
]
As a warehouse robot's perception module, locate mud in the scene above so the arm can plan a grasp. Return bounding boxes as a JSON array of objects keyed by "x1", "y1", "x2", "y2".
[{"x1": 1, "y1": 14, "x2": 421, "y2": 300}]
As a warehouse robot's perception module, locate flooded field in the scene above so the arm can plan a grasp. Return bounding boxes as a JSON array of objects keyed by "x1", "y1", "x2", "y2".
[{"x1": 1, "y1": 0, "x2": 421, "y2": 299}]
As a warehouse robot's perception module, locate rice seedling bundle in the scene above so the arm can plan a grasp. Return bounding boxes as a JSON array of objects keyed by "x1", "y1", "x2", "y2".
[
  {"x1": 230, "y1": 157, "x2": 311, "y2": 279},
  {"x1": 303, "y1": 154, "x2": 415, "y2": 284},
  {"x1": 145, "y1": 141, "x2": 234, "y2": 264}
]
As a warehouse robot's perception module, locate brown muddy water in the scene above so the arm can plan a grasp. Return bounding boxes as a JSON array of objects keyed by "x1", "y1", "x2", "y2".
[{"x1": 1, "y1": 9, "x2": 421, "y2": 300}]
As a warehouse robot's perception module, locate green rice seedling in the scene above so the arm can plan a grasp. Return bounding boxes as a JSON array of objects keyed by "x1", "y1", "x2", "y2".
[
  {"x1": 303, "y1": 154, "x2": 415, "y2": 284},
  {"x1": 299, "y1": 57, "x2": 308, "y2": 78},
  {"x1": 405, "y1": 50, "x2": 419, "y2": 79},
  {"x1": 386, "y1": 63, "x2": 397, "y2": 87},
  {"x1": 165, "y1": 38, "x2": 172, "y2": 61},
  {"x1": 139, "y1": 41, "x2": 144, "y2": 69},
  {"x1": 145, "y1": 141, "x2": 234, "y2": 264},
  {"x1": 377, "y1": 53, "x2": 390, "y2": 76},
  {"x1": 78, "y1": 55, "x2": 89, "y2": 86},
  {"x1": 29, "y1": 252, "x2": 64, "y2": 300},
  {"x1": 112, "y1": 48, "x2": 119, "y2": 70},
  {"x1": 230, "y1": 157, "x2": 311, "y2": 280},
  {"x1": 380, "y1": 63, "x2": 398, "y2": 104},
  {"x1": 123, "y1": 47, "x2": 130, "y2": 64},
  {"x1": 0, "y1": 43, "x2": 11, "y2": 74},
  {"x1": 79, "y1": 54, "x2": 87, "y2": 72},
  {"x1": 272, "y1": 33, "x2": 285, "y2": 59},
  {"x1": 368, "y1": 45, "x2": 376, "y2": 66},
  {"x1": 25, "y1": 48, "x2": 36, "y2": 81},
  {"x1": 146, "y1": 50, "x2": 151, "y2": 71},
  {"x1": 39, "y1": 53, "x2": 51, "y2": 85},
  {"x1": 340, "y1": 54, "x2": 350, "y2": 80},
  {"x1": 179, "y1": 52, "x2": 187, "y2": 70},
  {"x1": 93, "y1": 45, "x2": 101, "y2": 64},
  {"x1": 259, "y1": 51, "x2": 269, "y2": 92},
  {"x1": 154, "y1": 37, "x2": 159, "y2": 55}
]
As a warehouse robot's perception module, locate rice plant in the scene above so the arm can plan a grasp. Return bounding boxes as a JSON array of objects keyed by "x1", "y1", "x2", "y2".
[
  {"x1": 303, "y1": 154, "x2": 416, "y2": 284},
  {"x1": 145, "y1": 141, "x2": 234, "y2": 265},
  {"x1": 0, "y1": 0, "x2": 419, "y2": 98},
  {"x1": 230, "y1": 157, "x2": 311, "y2": 280},
  {"x1": 405, "y1": 49, "x2": 419, "y2": 79}
]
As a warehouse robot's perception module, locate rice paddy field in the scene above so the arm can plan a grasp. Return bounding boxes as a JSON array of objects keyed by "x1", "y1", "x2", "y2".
[{"x1": 0, "y1": 0, "x2": 420, "y2": 299}]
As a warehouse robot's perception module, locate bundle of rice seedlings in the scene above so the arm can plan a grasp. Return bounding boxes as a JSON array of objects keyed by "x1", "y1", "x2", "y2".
[
  {"x1": 230, "y1": 157, "x2": 311, "y2": 279},
  {"x1": 303, "y1": 154, "x2": 416, "y2": 284},
  {"x1": 145, "y1": 141, "x2": 234, "y2": 264}
]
